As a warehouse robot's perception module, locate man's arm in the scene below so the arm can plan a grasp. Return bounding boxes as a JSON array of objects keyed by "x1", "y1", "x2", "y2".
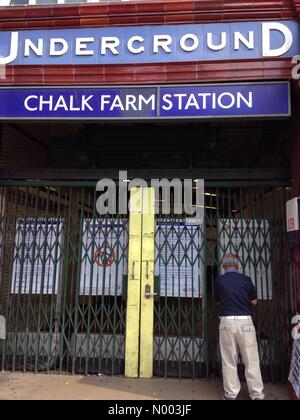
[{"x1": 247, "y1": 277, "x2": 258, "y2": 306}]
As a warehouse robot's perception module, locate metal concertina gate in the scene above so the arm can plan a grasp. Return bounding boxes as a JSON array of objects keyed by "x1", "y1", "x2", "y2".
[{"x1": 0, "y1": 181, "x2": 295, "y2": 381}]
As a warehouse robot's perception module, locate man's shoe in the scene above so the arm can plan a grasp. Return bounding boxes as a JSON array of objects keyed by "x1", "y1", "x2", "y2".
[{"x1": 222, "y1": 393, "x2": 236, "y2": 400}]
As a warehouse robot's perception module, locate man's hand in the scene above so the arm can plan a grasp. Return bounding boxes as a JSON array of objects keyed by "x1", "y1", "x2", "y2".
[{"x1": 251, "y1": 299, "x2": 258, "y2": 306}]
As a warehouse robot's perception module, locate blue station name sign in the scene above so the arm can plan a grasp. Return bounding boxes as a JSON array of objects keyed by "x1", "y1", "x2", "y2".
[
  {"x1": 0, "y1": 20, "x2": 299, "y2": 66},
  {"x1": 0, "y1": 83, "x2": 290, "y2": 121}
]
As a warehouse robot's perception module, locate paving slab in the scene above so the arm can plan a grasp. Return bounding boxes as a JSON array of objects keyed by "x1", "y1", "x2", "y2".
[{"x1": 0, "y1": 372, "x2": 291, "y2": 400}]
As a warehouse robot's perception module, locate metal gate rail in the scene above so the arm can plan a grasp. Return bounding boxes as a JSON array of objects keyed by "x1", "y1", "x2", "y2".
[
  {"x1": 0, "y1": 185, "x2": 128, "y2": 375},
  {"x1": 0, "y1": 182, "x2": 296, "y2": 381},
  {"x1": 153, "y1": 185, "x2": 295, "y2": 381}
]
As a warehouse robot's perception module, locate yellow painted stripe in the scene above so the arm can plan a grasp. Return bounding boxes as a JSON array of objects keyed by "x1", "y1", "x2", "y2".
[
  {"x1": 125, "y1": 188, "x2": 143, "y2": 378},
  {"x1": 139, "y1": 188, "x2": 155, "y2": 378}
]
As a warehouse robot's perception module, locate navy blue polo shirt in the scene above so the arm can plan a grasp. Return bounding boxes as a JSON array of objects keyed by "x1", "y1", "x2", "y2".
[{"x1": 214, "y1": 270, "x2": 257, "y2": 316}]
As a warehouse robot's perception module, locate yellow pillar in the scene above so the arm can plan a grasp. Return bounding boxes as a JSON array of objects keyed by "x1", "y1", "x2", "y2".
[
  {"x1": 125, "y1": 188, "x2": 143, "y2": 378},
  {"x1": 139, "y1": 188, "x2": 155, "y2": 378}
]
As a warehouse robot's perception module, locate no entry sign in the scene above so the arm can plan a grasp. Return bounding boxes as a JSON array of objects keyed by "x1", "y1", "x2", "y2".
[{"x1": 94, "y1": 245, "x2": 116, "y2": 268}]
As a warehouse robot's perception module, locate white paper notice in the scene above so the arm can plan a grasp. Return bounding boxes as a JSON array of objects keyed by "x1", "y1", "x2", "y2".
[
  {"x1": 11, "y1": 219, "x2": 63, "y2": 295},
  {"x1": 80, "y1": 219, "x2": 128, "y2": 296},
  {"x1": 155, "y1": 219, "x2": 204, "y2": 298}
]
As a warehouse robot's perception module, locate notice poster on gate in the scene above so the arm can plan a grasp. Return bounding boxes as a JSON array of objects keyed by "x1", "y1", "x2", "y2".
[
  {"x1": 80, "y1": 220, "x2": 127, "y2": 296},
  {"x1": 155, "y1": 219, "x2": 204, "y2": 298},
  {"x1": 11, "y1": 219, "x2": 63, "y2": 295},
  {"x1": 217, "y1": 219, "x2": 272, "y2": 300},
  {"x1": 289, "y1": 339, "x2": 300, "y2": 399}
]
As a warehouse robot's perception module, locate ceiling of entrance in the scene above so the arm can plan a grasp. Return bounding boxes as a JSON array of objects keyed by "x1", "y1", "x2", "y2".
[{"x1": 2, "y1": 119, "x2": 291, "y2": 173}]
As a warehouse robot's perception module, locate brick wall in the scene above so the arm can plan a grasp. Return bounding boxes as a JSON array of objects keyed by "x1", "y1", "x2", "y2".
[
  {"x1": 0, "y1": 124, "x2": 49, "y2": 170},
  {"x1": 291, "y1": 90, "x2": 300, "y2": 312}
]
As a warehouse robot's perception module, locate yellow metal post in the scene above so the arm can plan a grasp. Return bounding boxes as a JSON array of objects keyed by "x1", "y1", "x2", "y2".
[
  {"x1": 125, "y1": 188, "x2": 143, "y2": 378},
  {"x1": 139, "y1": 188, "x2": 155, "y2": 378}
]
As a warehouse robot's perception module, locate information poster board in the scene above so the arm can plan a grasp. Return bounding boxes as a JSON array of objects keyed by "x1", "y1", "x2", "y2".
[
  {"x1": 218, "y1": 219, "x2": 272, "y2": 300},
  {"x1": 80, "y1": 219, "x2": 128, "y2": 296},
  {"x1": 11, "y1": 219, "x2": 63, "y2": 295},
  {"x1": 289, "y1": 339, "x2": 300, "y2": 399},
  {"x1": 155, "y1": 219, "x2": 204, "y2": 298}
]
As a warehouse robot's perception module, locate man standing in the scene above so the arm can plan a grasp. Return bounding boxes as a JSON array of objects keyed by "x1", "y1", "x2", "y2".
[{"x1": 215, "y1": 254, "x2": 265, "y2": 401}]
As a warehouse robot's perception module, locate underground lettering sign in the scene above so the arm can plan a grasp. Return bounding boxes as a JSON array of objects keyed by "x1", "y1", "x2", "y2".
[
  {"x1": 0, "y1": 21, "x2": 299, "y2": 65},
  {"x1": 0, "y1": 83, "x2": 290, "y2": 120}
]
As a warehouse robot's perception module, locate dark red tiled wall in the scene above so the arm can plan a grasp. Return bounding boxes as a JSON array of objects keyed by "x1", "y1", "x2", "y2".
[
  {"x1": 0, "y1": 0, "x2": 298, "y2": 30},
  {"x1": 0, "y1": 59, "x2": 293, "y2": 86}
]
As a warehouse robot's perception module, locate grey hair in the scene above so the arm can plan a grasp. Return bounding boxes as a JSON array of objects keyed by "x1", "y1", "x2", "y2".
[{"x1": 222, "y1": 254, "x2": 239, "y2": 269}]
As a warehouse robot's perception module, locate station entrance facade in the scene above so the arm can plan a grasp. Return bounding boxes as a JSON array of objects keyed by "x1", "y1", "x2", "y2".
[{"x1": 1, "y1": 0, "x2": 300, "y2": 401}]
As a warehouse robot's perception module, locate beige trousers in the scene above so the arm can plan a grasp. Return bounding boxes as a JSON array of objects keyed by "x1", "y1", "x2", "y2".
[
  {"x1": 0, "y1": 316, "x2": 5, "y2": 340},
  {"x1": 219, "y1": 318, "x2": 265, "y2": 400}
]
